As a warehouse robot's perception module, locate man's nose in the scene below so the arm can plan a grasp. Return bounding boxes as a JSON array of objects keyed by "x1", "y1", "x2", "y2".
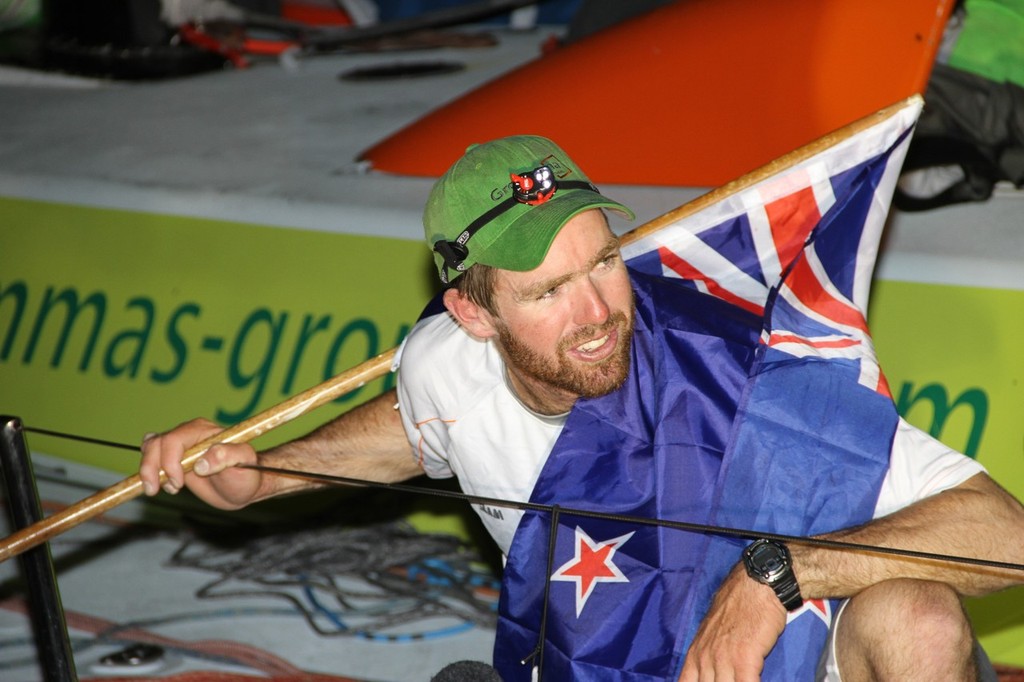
[{"x1": 573, "y1": 279, "x2": 611, "y2": 326}]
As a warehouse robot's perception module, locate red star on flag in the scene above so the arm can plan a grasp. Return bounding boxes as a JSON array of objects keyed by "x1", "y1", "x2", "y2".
[{"x1": 551, "y1": 527, "x2": 635, "y2": 617}]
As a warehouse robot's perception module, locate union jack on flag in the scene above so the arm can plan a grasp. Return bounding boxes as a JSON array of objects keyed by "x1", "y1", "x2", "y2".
[{"x1": 621, "y1": 98, "x2": 922, "y2": 397}]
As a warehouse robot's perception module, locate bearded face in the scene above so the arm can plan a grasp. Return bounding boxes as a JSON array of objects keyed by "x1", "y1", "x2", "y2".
[
  {"x1": 495, "y1": 307, "x2": 633, "y2": 404},
  {"x1": 482, "y1": 210, "x2": 636, "y2": 414}
]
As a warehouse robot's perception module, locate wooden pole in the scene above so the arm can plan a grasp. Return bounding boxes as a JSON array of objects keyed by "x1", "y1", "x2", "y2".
[
  {"x1": 0, "y1": 350, "x2": 395, "y2": 563},
  {"x1": 0, "y1": 96, "x2": 921, "y2": 563}
]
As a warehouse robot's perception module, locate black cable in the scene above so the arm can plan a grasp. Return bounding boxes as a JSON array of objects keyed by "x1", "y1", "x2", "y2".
[
  {"x1": 23, "y1": 426, "x2": 138, "y2": 452},
  {"x1": 535, "y1": 505, "x2": 560, "y2": 680},
  {"x1": 17, "y1": 425, "x2": 1024, "y2": 574},
  {"x1": 242, "y1": 464, "x2": 1024, "y2": 574}
]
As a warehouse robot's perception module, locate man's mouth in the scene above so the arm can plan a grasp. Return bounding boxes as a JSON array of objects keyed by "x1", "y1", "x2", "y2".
[
  {"x1": 570, "y1": 327, "x2": 619, "y2": 361},
  {"x1": 577, "y1": 334, "x2": 610, "y2": 353}
]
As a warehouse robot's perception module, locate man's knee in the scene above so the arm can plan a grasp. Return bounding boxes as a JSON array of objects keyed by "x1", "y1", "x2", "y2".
[{"x1": 836, "y1": 579, "x2": 976, "y2": 682}]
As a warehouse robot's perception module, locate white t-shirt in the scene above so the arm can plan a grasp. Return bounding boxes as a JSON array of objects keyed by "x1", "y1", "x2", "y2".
[{"x1": 395, "y1": 312, "x2": 985, "y2": 556}]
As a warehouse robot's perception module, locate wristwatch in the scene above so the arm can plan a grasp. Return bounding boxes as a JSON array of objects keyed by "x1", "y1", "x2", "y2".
[{"x1": 742, "y1": 539, "x2": 803, "y2": 611}]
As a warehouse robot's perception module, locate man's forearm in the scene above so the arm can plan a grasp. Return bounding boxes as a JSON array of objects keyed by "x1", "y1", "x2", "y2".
[
  {"x1": 792, "y1": 473, "x2": 1024, "y2": 599},
  {"x1": 252, "y1": 388, "x2": 422, "y2": 502}
]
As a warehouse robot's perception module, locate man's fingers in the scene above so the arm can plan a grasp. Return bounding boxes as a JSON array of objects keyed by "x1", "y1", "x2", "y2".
[
  {"x1": 139, "y1": 431, "x2": 169, "y2": 496},
  {"x1": 138, "y1": 418, "x2": 222, "y2": 495},
  {"x1": 196, "y1": 442, "x2": 253, "y2": 476}
]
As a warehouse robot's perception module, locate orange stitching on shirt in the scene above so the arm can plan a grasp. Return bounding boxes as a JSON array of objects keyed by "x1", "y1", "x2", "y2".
[{"x1": 414, "y1": 416, "x2": 457, "y2": 467}]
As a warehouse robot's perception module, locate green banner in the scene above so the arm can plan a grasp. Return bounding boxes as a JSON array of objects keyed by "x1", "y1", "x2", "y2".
[{"x1": 0, "y1": 197, "x2": 438, "y2": 471}]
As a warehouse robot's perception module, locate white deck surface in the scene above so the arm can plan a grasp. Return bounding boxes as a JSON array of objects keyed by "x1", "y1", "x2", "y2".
[{"x1": 0, "y1": 453, "x2": 501, "y2": 681}]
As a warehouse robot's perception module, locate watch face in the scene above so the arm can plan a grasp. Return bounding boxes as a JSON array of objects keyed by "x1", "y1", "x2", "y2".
[{"x1": 748, "y1": 541, "x2": 788, "y2": 581}]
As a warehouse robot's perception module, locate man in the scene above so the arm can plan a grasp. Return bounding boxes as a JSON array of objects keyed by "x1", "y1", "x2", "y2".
[{"x1": 141, "y1": 136, "x2": 1024, "y2": 681}]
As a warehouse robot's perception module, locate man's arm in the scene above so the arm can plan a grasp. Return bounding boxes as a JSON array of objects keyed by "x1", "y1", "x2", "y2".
[
  {"x1": 679, "y1": 472, "x2": 1024, "y2": 681},
  {"x1": 793, "y1": 472, "x2": 1024, "y2": 597},
  {"x1": 139, "y1": 388, "x2": 422, "y2": 510}
]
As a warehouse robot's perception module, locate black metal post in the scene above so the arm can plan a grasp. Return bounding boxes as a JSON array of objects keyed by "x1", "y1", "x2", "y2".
[{"x1": 1, "y1": 416, "x2": 78, "y2": 682}]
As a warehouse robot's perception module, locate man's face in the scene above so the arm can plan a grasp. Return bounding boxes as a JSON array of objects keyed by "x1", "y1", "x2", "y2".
[{"x1": 488, "y1": 209, "x2": 634, "y2": 414}]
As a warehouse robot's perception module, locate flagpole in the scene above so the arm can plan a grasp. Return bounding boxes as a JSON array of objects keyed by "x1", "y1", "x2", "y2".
[
  {"x1": 0, "y1": 95, "x2": 923, "y2": 563},
  {"x1": 0, "y1": 350, "x2": 395, "y2": 563}
]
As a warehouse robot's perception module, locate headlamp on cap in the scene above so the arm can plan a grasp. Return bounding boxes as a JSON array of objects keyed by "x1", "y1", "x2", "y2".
[{"x1": 511, "y1": 165, "x2": 556, "y2": 205}]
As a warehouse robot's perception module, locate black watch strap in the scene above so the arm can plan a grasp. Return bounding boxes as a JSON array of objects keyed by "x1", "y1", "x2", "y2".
[
  {"x1": 743, "y1": 539, "x2": 804, "y2": 611},
  {"x1": 772, "y1": 570, "x2": 803, "y2": 611}
]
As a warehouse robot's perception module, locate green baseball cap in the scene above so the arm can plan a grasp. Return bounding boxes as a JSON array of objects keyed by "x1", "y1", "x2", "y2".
[{"x1": 424, "y1": 135, "x2": 634, "y2": 284}]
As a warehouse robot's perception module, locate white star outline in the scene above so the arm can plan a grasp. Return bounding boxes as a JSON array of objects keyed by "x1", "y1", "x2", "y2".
[{"x1": 551, "y1": 526, "x2": 635, "y2": 617}]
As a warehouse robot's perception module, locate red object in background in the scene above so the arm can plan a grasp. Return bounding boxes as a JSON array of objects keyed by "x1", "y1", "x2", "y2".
[
  {"x1": 179, "y1": 22, "x2": 250, "y2": 68},
  {"x1": 358, "y1": 0, "x2": 954, "y2": 187},
  {"x1": 282, "y1": 0, "x2": 354, "y2": 26},
  {"x1": 243, "y1": 37, "x2": 300, "y2": 56}
]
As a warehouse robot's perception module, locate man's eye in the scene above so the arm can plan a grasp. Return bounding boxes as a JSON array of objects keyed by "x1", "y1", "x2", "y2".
[
  {"x1": 597, "y1": 254, "x2": 619, "y2": 270},
  {"x1": 539, "y1": 286, "x2": 559, "y2": 300}
]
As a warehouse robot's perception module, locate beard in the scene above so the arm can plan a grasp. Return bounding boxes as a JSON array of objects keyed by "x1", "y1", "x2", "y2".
[{"x1": 496, "y1": 308, "x2": 634, "y2": 402}]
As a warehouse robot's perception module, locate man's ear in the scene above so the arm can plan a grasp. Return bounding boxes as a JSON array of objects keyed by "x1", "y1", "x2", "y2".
[{"x1": 443, "y1": 288, "x2": 498, "y2": 339}]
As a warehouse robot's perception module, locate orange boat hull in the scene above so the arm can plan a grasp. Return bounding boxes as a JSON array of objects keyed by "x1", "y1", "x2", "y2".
[{"x1": 360, "y1": 0, "x2": 953, "y2": 186}]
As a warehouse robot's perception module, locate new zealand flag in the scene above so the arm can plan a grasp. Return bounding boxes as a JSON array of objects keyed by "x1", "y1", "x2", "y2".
[{"x1": 494, "y1": 98, "x2": 923, "y2": 680}]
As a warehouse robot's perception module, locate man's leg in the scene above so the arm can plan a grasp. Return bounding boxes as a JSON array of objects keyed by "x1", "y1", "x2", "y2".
[{"x1": 833, "y1": 579, "x2": 978, "y2": 682}]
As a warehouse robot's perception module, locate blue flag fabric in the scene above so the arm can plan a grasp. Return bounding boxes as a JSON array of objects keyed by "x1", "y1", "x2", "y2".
[{"x1": 493, "y1": 100, "x2": 922, "y2": 680}]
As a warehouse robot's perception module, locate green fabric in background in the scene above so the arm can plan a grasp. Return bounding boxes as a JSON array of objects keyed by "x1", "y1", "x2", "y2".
[{"x1": 949, "y1": 0, "x2": 1024, "y2": 86}]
